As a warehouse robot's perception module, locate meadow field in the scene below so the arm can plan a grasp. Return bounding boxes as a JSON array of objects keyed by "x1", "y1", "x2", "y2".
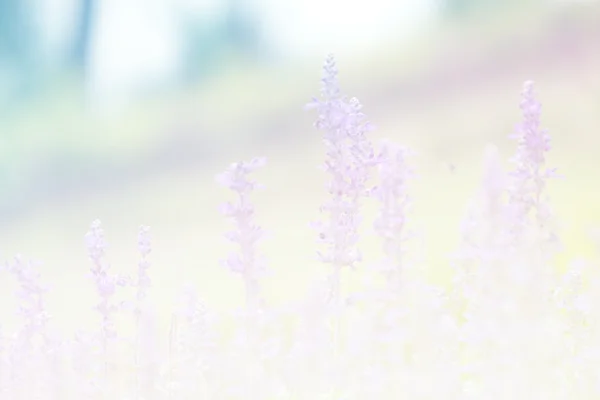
[{"x1": 0, "y1": 2, "x2": 600, "y2": 398}]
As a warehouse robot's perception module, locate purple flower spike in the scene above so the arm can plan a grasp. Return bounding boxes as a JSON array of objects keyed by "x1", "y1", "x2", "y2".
[
  {"x1": 217, "y1": 157, "x2": 268, "y2": 310},
  {"x1": 308, "y1": 54, "x2": 377, "y2": 276},
  {"x1": 507, "y1": 80, "x2": 559, "y2": 252}
]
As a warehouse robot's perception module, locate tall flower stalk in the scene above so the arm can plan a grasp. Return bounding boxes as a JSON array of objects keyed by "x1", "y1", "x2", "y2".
[
  {"x1": 84, "y1": 220, "x2": 130, "y2": 398},
  {"x1": 217, "y1": 157, "x2": 270, "y2": 398},
  {"x1": 5, "y1": 255, "x2": 52, "y2": 398},
  {"x1": 505, "y1": 80, "x2": 560, "y2": 325},
  {"x1": 371, "y1": 140, "x2": 415, "y2": 289},
  {"x1": 307, "y1": 54, "x2": 377, "y2": 307},
  {"x1": 133, "y1": 225, "x2": 153, "y2": 399},
  {"x1": 306, "y1": 54, "x2": 379, "y2": 398},
  {"x1": 453, "y1": 82, "x2": 563, "y2": 396},
  {"x1": 216, "y1": 157, "x2": 268, "y2": 312},
  {"x1": 506, "y1": 80, "x2": 559, "y2": 256}
]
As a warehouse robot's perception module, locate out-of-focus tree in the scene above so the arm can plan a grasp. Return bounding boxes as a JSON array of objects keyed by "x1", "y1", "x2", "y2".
[
  {"x1": 222, "y1": 0, "x2": 261, "y2": 57},
  {"x1": 179, "y1": 0, "x2": 263, "y2": 85},
  {"x1": 0, "y1": 0, "x2": 38, "y2": 105},
  {"x1": 69, "y1": 0, "x2": 96, "y2": 77},
  {"x1": 179, "y1": 17, "x2": 223, "y2": 84}
]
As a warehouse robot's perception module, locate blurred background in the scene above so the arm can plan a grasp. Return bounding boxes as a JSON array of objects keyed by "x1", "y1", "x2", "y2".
[{"x1": 0, "y1": 0, "x2": 599, "y2": 332}]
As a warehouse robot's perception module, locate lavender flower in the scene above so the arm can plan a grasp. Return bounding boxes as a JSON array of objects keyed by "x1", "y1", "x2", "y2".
[
  {"x1": 7, "y1": 255, "x2": 51, "y2": 335},
  {"x1": 84, "y1": 219, "x2": 131, "y2": 396},
  {"x1": 216, "y1": 157, "x2": 267, "y2": 310},
  {"x1": 453, "y1": 84, "x2": 564, "y2": 398},
  {"x1": 131, "y1": 225, "x2": 154, "y2": 397},
  {"x1": 4, "y1": 255, "x2": 55, "y2": 399},
  {"x1": 307, "y1": 54, "x2": 377, "y2": 306},
  {"x1": 85, "y1": 219, "x2": 106, "y2": 265},
  {"x1": 507, "y1": 80, "x2": 559, "y2": 251},
  {"x1": 305, "y1": 55, "x2": 385, "y2": 397},
  {"x1": 85, "y1": 219, "x2": 130, "y2": 341},
  {"x1": 135, "y1": 225, "x2": 152, "y2": 308},
  {"x1": 370, "y1": 140, "x2": 415, "y2": 286}
]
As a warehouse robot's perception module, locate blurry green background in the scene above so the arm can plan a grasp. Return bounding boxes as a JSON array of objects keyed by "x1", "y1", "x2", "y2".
[{"x1": 0, "y1": 0, "x2": 599, "y2": 334}]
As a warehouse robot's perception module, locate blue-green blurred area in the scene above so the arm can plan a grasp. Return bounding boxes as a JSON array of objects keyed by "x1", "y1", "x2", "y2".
[
  {"x1": 0, "y1": 0, "x2": 433, "y2": 221},
  {"x1": 1, "y1": 0, "x2": 600, "y2": 321}
]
